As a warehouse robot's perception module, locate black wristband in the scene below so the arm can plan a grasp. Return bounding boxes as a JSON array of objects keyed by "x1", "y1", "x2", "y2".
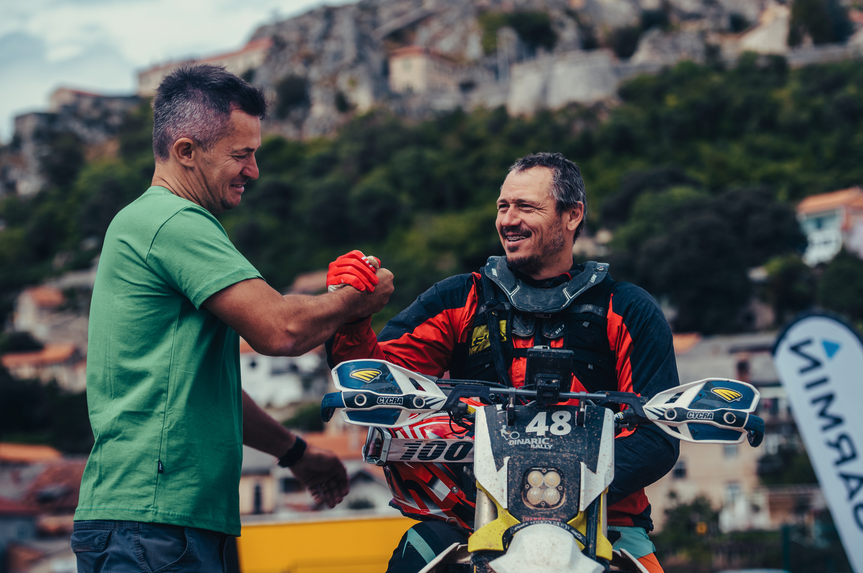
[{"x1": 277, "y1": 437, "x2": 307, "y2": 467}]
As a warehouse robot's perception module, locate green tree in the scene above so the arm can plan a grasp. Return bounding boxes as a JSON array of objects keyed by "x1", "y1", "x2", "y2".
[
  {"x1": 75, "y1": 158, "x2": 151, "y2": 244},
  {"x1": 0, "y1": 366, "x2": 92, "y2": 453},
  {"x1": 8, "y1": 57, "x2": 863, "y2": 335},
  {"x1": 41, "y1": 130, "x2": 85, "y2": 189},
  {"x1": 653, "y1": 493, "x2": 718, "y2": 569},
  {"x1": 609, "y1": 186, "x2": 803, "y2": 333},
  {"x1": 0, "y1": 331, "x2": 44, "y2": 353},
  {"x1": 758, "y1": 444, "x2": 818, "y2": 485},
  {"x1": 477, "y1": 10, "x2": 557, "y2": 54},
  {"x1": 600, "y1": 167, "x2": 701, "y2": 229},
  {"x1": 789, "y1": 0, "x2": 852, "y2": 46},
  {"x1": 764, "y1": 254, "x2": 816, "y2": 325},
  {"x1": 274, "y1": 74, "x2": 310, "y2": 118},
  {"x1": 282, "y1": 402, "x2": 325, "y2": 432},
  {"x1": 817, "y1": 248, "x2": 863, "y2": 324},
  {"x1": 508, "y1": 11, "x2": 557, "y2": 52}
]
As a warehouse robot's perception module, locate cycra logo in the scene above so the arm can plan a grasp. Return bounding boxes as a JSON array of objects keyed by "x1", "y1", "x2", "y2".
[
  {"x1": 350, "y1": 369, "x2": 382, "y2": 382},
  {"x1": 711, "y1": 388, "x2": 743, "y2": 403}
]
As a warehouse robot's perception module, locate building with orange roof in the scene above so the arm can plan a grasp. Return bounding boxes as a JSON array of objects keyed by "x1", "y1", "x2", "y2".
[
  {"x1": 388, "y1": 45, "x2": 491, "y2": 95},
  {"x1": 0, "y1": 496, "x2": 39, "y2": 567},
  {"x1": 0, "y1": 445, "x2": 62, "y2": 505},
  {"x1": 1, "y1": 343, "x2": 85, "y2": 391},
  {"x1": 47, "y1": 87, "x2": 138, "y2": 115},
  {"x1": 239, "y1": 337, "x2": 327, "y2": 409},
  {"x1": 0, "y1": 444, "x2": 61, "y2": 466},
  {"x1": 672, "y1": 332, "x2": 703, "y2": 354},
  {"x1": 239, "y1": 426, "x2": 394, "y2": 520},
  {"x1": 13, "y1": 287, "x2": 65, "y2": 337},
  {"x1": 137, "y1": 38, "x2": 273, "y2": 97},
  {"x1": 797, "y1": 186, "x2": 863, "y2": 265},
  {"x1": 12, "y1": 279, "x2": 91, "y2": 359},
  {"x1": 0, "y1": 457, "x2": 85, "y2": 572},
  {"x1": 22, "y1": 459, "x2": 87, "y2": 524}
]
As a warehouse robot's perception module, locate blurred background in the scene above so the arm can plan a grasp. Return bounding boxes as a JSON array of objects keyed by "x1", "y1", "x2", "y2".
[{"x1": 0, "y1": 0, "x2": 861, "y2": 571}]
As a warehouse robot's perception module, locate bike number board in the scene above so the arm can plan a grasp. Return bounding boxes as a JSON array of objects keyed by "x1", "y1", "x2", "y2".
[
  {"x1": 479, "y1": 404, "x2": 612, "y2": 521},
  {"x1": 485, "y1": 405, "x2": 603, "y2": 461}
]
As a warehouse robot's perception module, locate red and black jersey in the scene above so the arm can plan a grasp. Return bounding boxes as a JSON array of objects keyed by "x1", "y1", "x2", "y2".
[{"x1": 329, "y1": 262, "x2": 680, "y2": 531}]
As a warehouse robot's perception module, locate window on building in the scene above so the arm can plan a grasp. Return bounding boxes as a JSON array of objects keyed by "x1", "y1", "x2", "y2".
[
  {"x1": 672, "y1": 459, "x2": 686, "y2": 479},
  {"x1": 726, "y1": 481, "x2": 741, "y2": 504},
  {"x1": 802, "y1": 212, "x2": 840, "y2": 233},
  {"x1": 270, "y1": 357, "x2": 294, "y2": 376},
  {"x1": 16, "y1": 523, "x2": 29, "y2": 539},
  {"x1": 724, "y1": 443, "x2": 738, "y2": 458},
  {"x1": 281, "y1": 477, "x2": 303, "y2": 493}
]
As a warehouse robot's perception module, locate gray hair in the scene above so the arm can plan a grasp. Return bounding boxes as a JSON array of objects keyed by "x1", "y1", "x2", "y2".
[
  {"x1": 508, "y1": 152, "x2": 587, "y2": 239},
  {"x1": 152, "y1": 64, "x2": 267, "y2": 161}
]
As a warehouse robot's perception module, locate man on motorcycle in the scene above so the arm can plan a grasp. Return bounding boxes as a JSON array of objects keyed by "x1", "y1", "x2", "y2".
[{"x1": 327, "y1": 152, "x2": 679, "y2": 573}]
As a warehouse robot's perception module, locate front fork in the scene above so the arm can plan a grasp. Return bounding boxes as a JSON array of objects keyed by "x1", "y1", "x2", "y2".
[{"x1": 470, "y1": 488, "x2": 611, "y2": 570}]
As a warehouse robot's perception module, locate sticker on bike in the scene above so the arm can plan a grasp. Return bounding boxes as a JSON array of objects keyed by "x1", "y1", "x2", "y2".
[
  {"x1": 525, "y1": 410, "x2": 573, "y2": 437},
  {"x1": 388, "y1": 439, "x2": 474, "y2": 462}
]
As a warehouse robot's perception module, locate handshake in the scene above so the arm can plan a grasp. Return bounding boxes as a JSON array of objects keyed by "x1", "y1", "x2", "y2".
[
  {"x1": 326, "y1": 250, "x2": 382, "y2": 292},
  {"x1": 326, "y1": 250, "x2": 393, "y2": 321}
]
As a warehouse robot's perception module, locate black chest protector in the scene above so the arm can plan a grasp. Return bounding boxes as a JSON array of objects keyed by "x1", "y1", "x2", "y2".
[{"x1": 450, "y1": 257, "x2": 617, "y2": 393}]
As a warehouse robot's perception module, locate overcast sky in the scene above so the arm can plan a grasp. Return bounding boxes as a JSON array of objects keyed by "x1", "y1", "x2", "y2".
[{"x1": 0, "y1": 0, "x2": 354, "y2": 143}]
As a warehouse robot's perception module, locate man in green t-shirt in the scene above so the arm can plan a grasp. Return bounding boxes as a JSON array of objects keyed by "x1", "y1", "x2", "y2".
[{"x1": 72, "y1": 65, "x2": 394, "y2": 572}]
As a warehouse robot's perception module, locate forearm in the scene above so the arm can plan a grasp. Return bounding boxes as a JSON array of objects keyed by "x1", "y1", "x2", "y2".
[
  {"x1": 241, "y1": 390, "x2": 295, "y2": 457},
  {"x1": 272, "y1": 289, "x2": 369, "y2": 356},
  {"x1": 204, "y1": 276, "x2": 391, "y2": 357},
  {"x1": 607, "y1": 425, "x2": 679, "y2": 506}
]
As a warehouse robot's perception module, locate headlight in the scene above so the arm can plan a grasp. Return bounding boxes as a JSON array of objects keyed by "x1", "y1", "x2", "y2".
[{"x1": 523, "y1": 467, "x2": 564, "y2": 509}]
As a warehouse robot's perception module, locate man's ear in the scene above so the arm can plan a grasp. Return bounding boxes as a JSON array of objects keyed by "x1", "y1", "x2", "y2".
[
  {"x1": 172, "y1": 137, "x2": 197, "y2": 168},
  {"x1": 565, "y1": 202, "x2": 584, "y2": 233}
]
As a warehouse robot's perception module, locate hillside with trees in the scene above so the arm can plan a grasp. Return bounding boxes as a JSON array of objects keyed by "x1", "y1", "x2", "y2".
[{"x1": 2, "y1": 54, "x2": 863, "y2": 337}]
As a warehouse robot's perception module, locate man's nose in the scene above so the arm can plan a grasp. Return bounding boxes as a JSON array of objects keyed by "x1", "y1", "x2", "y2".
[
  {"x1": 244, "y1": 156, "x2": 259, "y2": 180},
  {"x1": 498, "y1": 209, "x2": 519, "y2": 228}
]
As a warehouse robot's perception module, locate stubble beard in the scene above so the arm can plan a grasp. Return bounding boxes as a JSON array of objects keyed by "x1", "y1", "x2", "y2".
[{"x1": 505, "y1": 218, "x2": 566, "y2": 277}]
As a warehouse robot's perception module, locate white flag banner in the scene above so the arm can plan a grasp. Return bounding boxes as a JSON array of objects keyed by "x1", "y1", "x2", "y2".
[{"x1": 773, "y1": 312, "x2": 863, "y2": 573}]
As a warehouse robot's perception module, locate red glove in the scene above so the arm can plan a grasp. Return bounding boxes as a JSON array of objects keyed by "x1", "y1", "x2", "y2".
[{"x1": 327, "y1": 250, "x2": 380, "y2": 292}]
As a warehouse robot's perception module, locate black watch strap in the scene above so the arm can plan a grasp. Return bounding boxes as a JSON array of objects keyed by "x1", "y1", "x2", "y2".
[{"x1": 277, "y1": 436, "x2": 307, "y2": 467}]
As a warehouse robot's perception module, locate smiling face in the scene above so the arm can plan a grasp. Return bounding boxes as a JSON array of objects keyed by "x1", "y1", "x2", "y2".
[
  {"x1": 495, "y1": 167, "x2": 583, "y2": 280},
  {"x1": 195, "y1": 109, "x2": 261, "y2": 214}
]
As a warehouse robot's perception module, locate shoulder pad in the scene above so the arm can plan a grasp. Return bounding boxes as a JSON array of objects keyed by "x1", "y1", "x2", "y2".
[{"x1": 482, "y1": 256, "x2": 609, "y2": 314}]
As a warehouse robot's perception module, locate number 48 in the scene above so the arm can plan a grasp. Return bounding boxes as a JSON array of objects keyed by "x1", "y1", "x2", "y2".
[{"x1": 525, "y1": 411, "x2": 572, "y2": 437}]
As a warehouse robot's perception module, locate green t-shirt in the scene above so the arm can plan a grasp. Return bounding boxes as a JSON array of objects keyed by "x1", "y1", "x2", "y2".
[{"x1": 75, "y1": 186, "x2": 262, "y2": 535}]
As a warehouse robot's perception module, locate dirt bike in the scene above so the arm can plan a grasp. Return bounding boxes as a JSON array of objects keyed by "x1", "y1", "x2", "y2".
[{"x1": 320, "y1": 348, "x2": 765, "y2": 573}]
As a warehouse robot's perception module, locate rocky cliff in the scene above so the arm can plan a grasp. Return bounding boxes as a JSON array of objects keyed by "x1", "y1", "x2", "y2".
[
  {"x1": 1, "y1": 90, "x2": 140, "y2": 197},
  {"x1": 3, "y1": 0, "x2": 860, "y2": 197},
  {"x1": 244, "y1": 0, "x2": 786, "y2": 138}
]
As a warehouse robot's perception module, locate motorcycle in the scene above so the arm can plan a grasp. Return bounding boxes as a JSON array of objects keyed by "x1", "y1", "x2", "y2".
[{"x1": 320, "y1": 347, "x2": 765, "y2": 573}]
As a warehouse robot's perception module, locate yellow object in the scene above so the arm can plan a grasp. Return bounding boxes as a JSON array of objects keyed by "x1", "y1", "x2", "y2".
[
  {"x1": 237, "y1": 515, "x2": 413, "y2": 573},
  {"x1": 467, "y1": 484, "x2": 520, "y2": 552},
  {"x1": 566, "y1": 493, "x2": 613, "y2": 561}
]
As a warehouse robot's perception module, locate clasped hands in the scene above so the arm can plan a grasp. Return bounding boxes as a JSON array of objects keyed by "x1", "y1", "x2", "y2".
[
  {"x1": 327, "y1": 249, "x2": 382, "y2": 292},
  {"x1": 327, "y1": 250, "x2": 393, "y2": 320}
]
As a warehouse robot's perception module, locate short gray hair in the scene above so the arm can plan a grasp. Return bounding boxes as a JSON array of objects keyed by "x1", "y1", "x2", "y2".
[
  {"x1": 508, "y1": 152, "x2": 587, "y2": 239},
  {"x1": 152, "y1": 64, "x2": 267, "y2": 161}
]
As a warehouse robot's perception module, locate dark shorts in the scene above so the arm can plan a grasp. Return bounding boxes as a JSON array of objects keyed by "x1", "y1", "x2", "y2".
[{"x1": 71, "y1": 520, "x2": 239, "y2": 573}]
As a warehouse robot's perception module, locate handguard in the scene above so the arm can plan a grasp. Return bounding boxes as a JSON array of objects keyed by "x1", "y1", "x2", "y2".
[
  {"x1": 643, "y1": 378, "x2": 764, "y2": 446},
  {"x1": 320, "y1": 359, "x2": 447, "y2": 428}
]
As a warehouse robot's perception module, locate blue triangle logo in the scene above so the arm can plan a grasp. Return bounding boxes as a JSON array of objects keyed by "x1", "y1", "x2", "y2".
[{"x1": 822, "y1": 339, "x2": 841, "y2": 359}]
